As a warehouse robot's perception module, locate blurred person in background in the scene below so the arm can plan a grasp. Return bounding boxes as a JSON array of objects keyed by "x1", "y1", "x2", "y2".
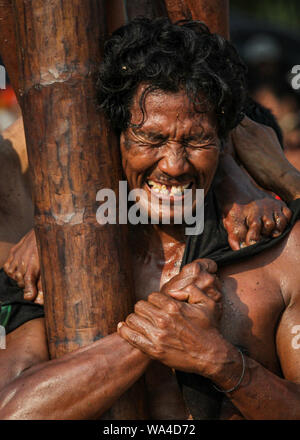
[{"x1": 231, "y1": 2, "x2": 300, "y2": 170}]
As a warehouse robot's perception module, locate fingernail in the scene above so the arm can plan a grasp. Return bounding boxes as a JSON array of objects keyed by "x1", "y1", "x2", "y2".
[
  {"x1": 24, "y1": 292, "x2": 33, "y2": 299},
  {"x1": 240, "y1": 242, "x2": 247, "y2": 249},
  {"x1": 249, "y1": 240, "x2": 257, "y2": 245},
  {"x1": 117, "y1": 322, "x2": 123, "y2": 329},
  {"x1": 272, "y1": 230, "x2": 281, "y2": 237}
]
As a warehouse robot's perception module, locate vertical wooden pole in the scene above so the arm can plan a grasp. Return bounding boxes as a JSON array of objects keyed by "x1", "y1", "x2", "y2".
[
  {"x1": 0, "y1": 0, "x2": 20, "y2": 97},
  {"x1": 9, "y1": 0, "x2": 147, "y2": 419},
  {"x1": 125, "y1": 0, "x2": 168, "y2": 21},
  {"x1": 163, "y1": 0, "x2": 230, "y2": 39}
]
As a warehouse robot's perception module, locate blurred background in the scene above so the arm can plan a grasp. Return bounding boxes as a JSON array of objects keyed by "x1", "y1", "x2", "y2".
[
  {"x1": 0, "y1": 0, "x2": 299, "y2": 168},
  {"x1": 230, "y1": 0, "x2": 300, "y2": 169}
]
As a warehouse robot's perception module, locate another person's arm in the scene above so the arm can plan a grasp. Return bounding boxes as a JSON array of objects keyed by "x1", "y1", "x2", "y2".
[
  {"x1": 232, "y1": 116, "x2": 300, "y2": 202},
  {"x1": 215, "y1": 152, "x2": 291, "y2": 250},
  {"x1": 0, "y1": 318, "x2": 149, "y2": 419}
]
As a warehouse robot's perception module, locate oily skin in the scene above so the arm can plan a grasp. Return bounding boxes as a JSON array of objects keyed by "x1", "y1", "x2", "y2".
[
  {"x1": 120, "y1": 85, "x2": 221, "y2": 294},
  {"x1": 118, "y1": 88, "x2": 300, "y2": 419},
  {"x1": 120, "y1": 85, "x2": 220, "y2": 222},
  {"x1": 1, "y1": 88, "x2": 300, "y2": 419}
]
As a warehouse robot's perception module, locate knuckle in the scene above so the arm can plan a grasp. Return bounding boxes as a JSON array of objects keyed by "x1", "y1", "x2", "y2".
[
  {"x1": 15, "y1": 271, "x2": 24, "y2": 280},
  {"x1": 165, "y1": 300, "x2": 182, "y2": 314},
  {"x1": 154, "y1": 330, "x2": 168, "y2": 345},
  {"x1": 264, "y1": 219, "x2": 275, "y2": 228},
  {"x1": 250, "y1": 219, "x2": 261, "y2": 229},
  {"x1": 134, "y1": 300, "x2": 147, "y2": 313},
  {"x1": 156, "y1": 316, "x2": 168, "y2": 329},
  {"x1": 125, "y1": 313, "x2": 136, "y2": 324},
  {"x1": 24, "y1": 273, "x2": 34, "y2": 282},
  {"x1": 181, "y1": 262, "x2": 199, "y2": 277},
  {"x1": 148, "y1": 292, "x2": 160, "y2": 302},
  {"x1": 199, "y1": 273, "x2": 216, "y2": 289},
  {"x1": 212, "y1": 290, "x2": 222, "y2": 302}
]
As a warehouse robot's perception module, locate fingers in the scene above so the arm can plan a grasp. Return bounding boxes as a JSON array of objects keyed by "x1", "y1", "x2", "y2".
[
  {"x1": 168, "y1": 284, "x2": 221, "y2": 304},
  {"x1": 148, "y1": 290, "x2": 217, "y2": 311},
  {"x1": 125, "y1": 312, "x2": 154, "y2": 337},
  {"x1": 117, "y1": 321, "x2": 153, "y2": 355},
  {"x1": 34, "y1": 277, "x2": 44, "y2": 305},
  {"x1": 271, "y1": 212, "x2": 287, "y2": 237},
  {"x1": 182, "y1": 258, "x2": 217, "y2": 275},
  {"x1": 227, "y1": 234, "x2": 241, "y2": 251},
  {"x1": 134, "y1": 299, "x2": 165, "y2": 326},
  {"x1": 226, "y1": 224, "x2": 248, "y2": 250},
  {"x1": 3, "y1": 257, "x2": 18, "y2": 279},
  {"x1": 261, "y1": 212, "x2": 278, "y2": 236},
  {"x1": 245, "y1": 219, "x2": 261, "y2": 246},
  {"x1": 15, "y1": 270, "x2": 26, "y2": 288},
  {"x1": 282, "y1": 206, "x2": 292, "y2": 222},
  {"x1": 272, "y1": 206, "x2": 292, "y2": 236},
  {"x1": 261, "y1": 206, "x2": 291, "y2": 238},
  {"x1": 23, "y1": 269, "x2": 39, "y2": 300},
  {"x1": 192, "y1": 259, "x2": 218, "y2": 274},
  {"x1": 148, "y1": 292, "x2": 184, "y2": 312}
]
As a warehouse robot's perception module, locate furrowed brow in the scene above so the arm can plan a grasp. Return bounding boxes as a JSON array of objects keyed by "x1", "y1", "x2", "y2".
[
  {"x1": 184, "y1": 132, "x2": 217, "y2": 143},
  {"x1": 132, "y1": 128, "x2": 167, "y2": 142}
]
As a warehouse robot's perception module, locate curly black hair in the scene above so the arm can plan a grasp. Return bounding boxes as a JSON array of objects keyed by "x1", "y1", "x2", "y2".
[{"x1": 97, "y1": 17, "x2": 248, "y2": 138}]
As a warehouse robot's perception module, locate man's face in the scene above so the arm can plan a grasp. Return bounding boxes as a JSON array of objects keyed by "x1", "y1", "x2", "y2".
[{"x1": 120, "y1": 85, "x2": 220, "y2": 223}]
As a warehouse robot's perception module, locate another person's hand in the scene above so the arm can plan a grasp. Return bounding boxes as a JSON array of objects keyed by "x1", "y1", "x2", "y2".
[
  {"x1": 118, "y1": 259, "x2": 224, "y2": 375},
  {"x1": 216, "y1": 146, "x2": 292, "y2": 250},
  {"x1": 222, "y1": 191, "x2": 292, "y2": 251},
  {"x1": 3, "y1": 229, "x2": 43, "y2": 305},
  {"x1": 232, "y1": 115, "x2": 300, "y2": 202}
]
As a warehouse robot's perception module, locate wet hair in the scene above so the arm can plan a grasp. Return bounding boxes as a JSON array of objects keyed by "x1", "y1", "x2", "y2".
[{"x1": 97, "y1": 17, "x2": 248, "y2": 139}]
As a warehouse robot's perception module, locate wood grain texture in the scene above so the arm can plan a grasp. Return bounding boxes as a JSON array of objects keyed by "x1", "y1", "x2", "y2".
[
  {"x1": 11, "y1": 0, "x2": 147, "y2": 419},
  {"x1": 0, "y1": 0, "x2": 20, "y2": 96},
  {"x1": 164, "y1": 0, "x2": 230, "y2": 38},
  {"x1": 125, "y1": 0, "x2": 168, "y2": 21}
]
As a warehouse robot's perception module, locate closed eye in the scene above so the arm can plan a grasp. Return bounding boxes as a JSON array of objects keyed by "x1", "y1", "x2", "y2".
[{"x1": 183, "y1": 140, "x2": 218, "y2": 150}]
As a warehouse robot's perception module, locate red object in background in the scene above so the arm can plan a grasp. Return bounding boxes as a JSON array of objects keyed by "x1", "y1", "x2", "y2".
[{"x1": 0, "y1": 84, "x2": 17, "y2": 108}]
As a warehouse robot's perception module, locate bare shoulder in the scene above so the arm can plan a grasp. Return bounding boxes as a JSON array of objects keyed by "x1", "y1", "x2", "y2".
[
  {"x1": 279, "y1": 219, "x2": 300, "y2": 261},
  {"x1": 272, "y1": 220, "x2": 300, "y2": 305},
  {"x1": 0, "y1": 318, "x2": 49, "y2": 391}
]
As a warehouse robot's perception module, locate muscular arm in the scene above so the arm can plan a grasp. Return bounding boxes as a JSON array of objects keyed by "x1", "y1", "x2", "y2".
[
  {"x1": 214, "y1": 222, "x2": 300, "y2": 420},
  {"x1": 118, "y1": 251, "x2": 300, "y2": 420},
  {"x1": 232, "y1": 116, "x2": 300, "y2": 202},
  {"x1": 0, "y1": 318, "x2": 149, "y2": 419}
]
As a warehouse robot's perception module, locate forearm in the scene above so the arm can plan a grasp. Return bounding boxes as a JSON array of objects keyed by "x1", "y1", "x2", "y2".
[
  {"x1": 232, "y1": 117, "x2": 300, "y2": 202},
  {"x1": 264, "y1": 165, "x2": 300, "y2": 203},
  {"x1": 0, "y1": 333, "x2": 149, "y2": 420},
  {"x1": 215, "y1": 153, "x2": 261, "y2": 204},
  {"x1": 209, "y1": 341, "x2": 300, "y2": 420}
]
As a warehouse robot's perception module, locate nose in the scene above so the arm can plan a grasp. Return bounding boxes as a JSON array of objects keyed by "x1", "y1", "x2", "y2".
[{"x1": 158, "y1": 144, "x2": 191, "y2": 178}]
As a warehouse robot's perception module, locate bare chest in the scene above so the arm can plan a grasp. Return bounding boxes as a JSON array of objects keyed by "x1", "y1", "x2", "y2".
[
  {"x1": 132, "y1": 252, "x2": 285, "y2": 418},
  {"x1": 218, "y1": 264, "x2": 284, "y2": 373}
]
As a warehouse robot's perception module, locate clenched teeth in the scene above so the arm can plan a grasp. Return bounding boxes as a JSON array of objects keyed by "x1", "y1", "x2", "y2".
[{"x1": 148, "y1": 180, "x2": 190, "y2": 195}]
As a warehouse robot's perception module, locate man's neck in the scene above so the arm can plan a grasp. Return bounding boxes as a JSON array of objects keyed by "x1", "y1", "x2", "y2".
[{"x1": 130, "y1": 223, "x2": 186, "y2": 262}]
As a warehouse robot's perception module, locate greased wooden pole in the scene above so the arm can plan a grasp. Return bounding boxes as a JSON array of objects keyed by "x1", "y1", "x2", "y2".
[
  {"x1": 164, "y1": 0, "x2": 230, "y2": 39},
  {"x1": 105, "y1": 0, "x2": 168, "y2": 34},
  {"x1": 0, "y1": 0, "x2": 20, "y2": 97},
  {"x1": 10, "y1": 0, "x2": 147, "y2": 419},
  {"x1": 125, "y1": 0, "x2": 168, "y2": 21}
]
